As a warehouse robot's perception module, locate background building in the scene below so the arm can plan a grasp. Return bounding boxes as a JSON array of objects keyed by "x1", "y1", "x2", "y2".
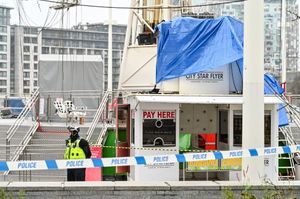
[
  {"x1": 0, "y1": 6, "x2": 12, "y2": 96},
  {"x1": 10, "y1": 23, "x2": 126, "y2": 96}
]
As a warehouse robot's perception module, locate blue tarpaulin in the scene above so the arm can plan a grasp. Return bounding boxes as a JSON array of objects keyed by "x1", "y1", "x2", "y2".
[
  {"x1": 156, "y1": 16, "x2": 243, "y2": 83},
  {"x1": 156, "y1": 16, "x2": 289, "y2": 126}
]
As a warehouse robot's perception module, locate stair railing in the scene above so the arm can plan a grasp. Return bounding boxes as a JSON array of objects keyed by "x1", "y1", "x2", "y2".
[{"x1": 86, "y1": 91, "x2": 110, "y2": 142}]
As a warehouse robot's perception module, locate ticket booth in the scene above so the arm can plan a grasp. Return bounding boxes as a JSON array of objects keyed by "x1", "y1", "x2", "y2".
[{"x1": 127, "y1": 97, "x2": 179, "y2": 181}]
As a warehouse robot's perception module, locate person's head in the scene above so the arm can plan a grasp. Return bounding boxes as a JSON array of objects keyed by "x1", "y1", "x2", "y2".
[{"x1": 67, "y1": 126, "x2": 80, "y2": 139}]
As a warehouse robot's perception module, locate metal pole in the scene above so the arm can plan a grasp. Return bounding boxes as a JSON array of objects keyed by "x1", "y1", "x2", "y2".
[
  {"x1": 281, "y1": 0, "x2": 287, "y2": 89},
  {"x1": 108, "y1": 0, "x2": 113, "y2": 92},
  {"x1": 242, "y1": 0, "x2": 265, "y2": 184}
]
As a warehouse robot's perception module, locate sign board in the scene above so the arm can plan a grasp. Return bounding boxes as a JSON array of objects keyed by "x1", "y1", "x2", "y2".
[
  {"x1": 179, "y1": 65, "x2": 229, "y2": 94},
  {"x1": 142, "y1": 110, "x2": 176, "y2": 147},
  {"x1": 186, "y1": 158, "x2": 242, "y2": 171}
]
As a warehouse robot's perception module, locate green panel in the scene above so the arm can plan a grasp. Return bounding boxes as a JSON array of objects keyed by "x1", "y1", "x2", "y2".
[
  {"x1": 179, "y1": 133, "x2": 191, "y2": 150},
  {"x1": 118, "y1": 130, "x2": 127, "y2": 142},
  {"x1": 103, "y1": 130, "x2": 116, "y2": 175}
]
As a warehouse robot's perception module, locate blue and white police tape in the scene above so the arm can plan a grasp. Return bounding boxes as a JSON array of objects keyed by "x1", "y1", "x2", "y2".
[{"x1": 0, "y1": 145, "x2": 299, "y2": 171}]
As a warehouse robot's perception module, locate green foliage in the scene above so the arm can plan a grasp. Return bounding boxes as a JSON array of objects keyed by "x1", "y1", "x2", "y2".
[
  {"x1": 241, "y1": 186, "x2": 256, "y2": 199},
  {"x1": 222, "y1": 187, "x2": 235, "y2": 199},
  {"x1": 0, "y1": 189, "x2": 25, "y2": 199}
]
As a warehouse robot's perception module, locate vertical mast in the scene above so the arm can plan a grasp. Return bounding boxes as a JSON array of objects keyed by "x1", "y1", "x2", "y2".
[
  {"x1": 108, "y1": 0, "x2": 113, "y2": 92},
  {"x1": 281, "y1": 0, "x2": 287, "y2": 90},
  {"x1": 242, "y1": 0, "x2": 265, "y2": 183}
]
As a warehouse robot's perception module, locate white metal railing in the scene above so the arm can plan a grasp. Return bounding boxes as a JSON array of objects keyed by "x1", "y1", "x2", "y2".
[
  {"x1": 6, "y1": 88, "x2": 39, "y2": 141},
  {"x1": 96, "y1": 122, "x2": 108, "y2": 146},
  {"x1": 86, "y1": 91, "x2": 110, "y2": 142}
]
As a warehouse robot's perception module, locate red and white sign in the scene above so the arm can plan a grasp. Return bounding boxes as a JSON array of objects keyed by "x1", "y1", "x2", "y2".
[{"x1": 143, "y1": 111, "x2": 176, "y2": 119}]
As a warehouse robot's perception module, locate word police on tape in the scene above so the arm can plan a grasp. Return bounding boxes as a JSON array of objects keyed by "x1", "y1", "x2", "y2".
[{"x1": 0, "y1": 145, "x2": 299, "y2": 172}]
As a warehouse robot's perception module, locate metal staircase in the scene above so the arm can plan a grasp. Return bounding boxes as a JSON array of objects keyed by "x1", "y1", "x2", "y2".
[
  {"x1": 86, "y1": 91, "x2": 110, "y2": 144},
  {"x1": 4, "y1": 88, "x2": 40, "y2": 177},
  {"x1": 278, "y1": 127, "x2": 296, "y2": 180}
]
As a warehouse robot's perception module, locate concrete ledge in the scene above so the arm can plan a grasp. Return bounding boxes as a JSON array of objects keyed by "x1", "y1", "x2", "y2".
[{"x1": 0, "y1": 181, "x2": 300, "y2": 199}]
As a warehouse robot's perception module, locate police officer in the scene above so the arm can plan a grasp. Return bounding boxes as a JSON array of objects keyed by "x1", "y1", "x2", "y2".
[{"x1": 64, "y1": 126, "x2": 91, "y2": 181}]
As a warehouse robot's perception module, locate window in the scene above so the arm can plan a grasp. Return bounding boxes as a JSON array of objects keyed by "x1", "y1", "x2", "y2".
[
  {"x1": 33, "y1": 72, "x2": 37, "y2": 78},
  {"x1": 0, "y1": 54, "x2": 6, "y2": 60},
  {"x1": 23, "y1": 72, "x2": 30, "y2": 78},
  {"x1": 34, "y1": 80, "x2": 38, "y2": 86},
  {"x1": 24, "y1": 55, "x2": 30, "y2": 61},
  {"x1": 42, "y1": 47, "x2": 49, "y2": 54},
  {"x1": 34, "y1": 55, "x2": 38, "y2": 61},
  {"x1": 34, "y1": 64, "x2": 38, "y2": 70},
  {"x1": 23, "y1": 89, "x2": 30, "y2": 94},
  {"x1": 0, "y1": 62, "x2": 6, "y2": 68},
  {"x1": 24, "y1": 63, "x2": 30, "y2": 69},
  {"x1": 0, "y1": 35, "x2": 7, "y2": 42},
  {"x1": 0, "y1": 71, "x2": 7, "y2": 77},
  {"x1": 233, "y1": 110, "x2": 271, "y2": 147},
  {"x1": 34, "y1": 46, "x2": 38, "y2": 53},
  {"x1": 23, "y1": 46, "x2": 30, "y2": 53},
  {"x1": 23, "y1": 80, "x2": 30, "y2": 86},
  {"x1": 0, "y1": 44, "x2": 6, "y2": 52},
  {"x1": 0, "y1": 88, "x2": 6, "y2": 93},
  {"x1": 0, "y1": 80, "x2": 6, "y2": 85},
  {"x1": 0, "y1": 26, "x2": 7, "y2": 33}
]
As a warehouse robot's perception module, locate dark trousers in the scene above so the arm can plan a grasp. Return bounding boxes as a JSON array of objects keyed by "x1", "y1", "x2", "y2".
[{"x1": 67, "y1": 168, "x2": 86, "y2": 181}]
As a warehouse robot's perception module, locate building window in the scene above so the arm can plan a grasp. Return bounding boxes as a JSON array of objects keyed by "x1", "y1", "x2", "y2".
[
  {"x1": 34, "y1": 80, "x2": 38, "y2": 86},
  {"x1": 24, "y1": 63, "x2": 30, "y2": 69},
  {"x1": 0, "y1": 54, "x2": 7, "y2": 60},
  {"x1": 34, "y1": 55, "x2": 38, "y2": 61},
  {"x1": 0, "y1": 26, "x2": 7, "y2": 33},
  {"x1": 23, "y1": 80, "x2": 30, "y2": 86},
  {"x1": 0, "y1": 88, "x2": 6, "y2": 93},
  {"x1": 23, "y1": 72, "x2": 30, "y2": 78},
  {"x1": 24, "y1": 55, "x2": 30, "y2": 61},
  {"x1": 0, "y1": 44, "x2": 7, "y2": 52},
  {"x1": 23, "y1": 46, "x2": 30, "y2": 53},
  {"x1": 23, "y1": 89, "x2": 30, "y2": 94},
  {"x1": 0, "y1": 71, "x2": 7, "y2": 77},
  {"x1": 34, "y1": 64, "x2": 38, "y2": 70},
  {"x1": 34, "y1": 46, "x2": 38, "y2": 53},
  {"x1": 0, "y1": 80, "x2": 6, "y2": 86},
  {"x1": 0, "y1": 62, "x2": 6, "y2": 68},
  {"x1": 0, "y1": 35, "x2": 7, "y2": 42},
  {"x1": 33, "y1": 72, "x2": 37, "y2": 78},
  {"x1": 233, "y1": 110, "x2": 271, "y2": 147},
  {"x1": 42, "y1": 47, "x2": 49, "y2": 54}
]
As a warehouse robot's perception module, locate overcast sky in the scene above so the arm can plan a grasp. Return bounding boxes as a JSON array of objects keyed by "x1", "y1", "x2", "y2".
[{"x1": 1, "y1": 0, "x2": 131, "y2": 27}]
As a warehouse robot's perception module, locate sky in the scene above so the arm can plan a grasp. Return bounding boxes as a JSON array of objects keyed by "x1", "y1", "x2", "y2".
[{"x1": 1, "y1": 0, "x2": 131, "y2": 27}]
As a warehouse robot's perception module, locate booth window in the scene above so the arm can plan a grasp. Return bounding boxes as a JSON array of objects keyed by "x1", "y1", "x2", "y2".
[
  {"x1": 131, "y1": 118, "x2": 135, "y2": 144},
  {"x1": 143, "y1": 119, "x2": 176, "y2": 147},
  {"x1": 233, "y1": 110, "x2": 271, "y2": 147}
]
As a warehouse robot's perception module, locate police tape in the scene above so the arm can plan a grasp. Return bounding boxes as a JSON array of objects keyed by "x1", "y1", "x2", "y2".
[
  {"x1": 96, "y1": 145, "x2": 208, "y2": 153},
  {"x1": 0, "y1": 145, "x2": 299, "y2": 172}
]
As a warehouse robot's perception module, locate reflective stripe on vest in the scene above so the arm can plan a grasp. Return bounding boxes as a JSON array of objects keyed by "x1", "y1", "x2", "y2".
[{"x1": 64, "y1": 139, "x2": 86, "y2": 159}]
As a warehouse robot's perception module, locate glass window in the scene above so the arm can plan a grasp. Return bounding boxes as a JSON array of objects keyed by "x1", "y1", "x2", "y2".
[
  {"x1": 0, "y1": 88, "x2": 6, "y2": 93},
  {"x1": 34, "y1": 46, "x2": 38, "y2": 53},
  {"x1": 0, "y1": 54, "x2": 7, "y2": 60},
  {"x1": 0, "y1": 35, "x2": 6, "y2": 42},
  {"x1": 33, "y1": 72, "x2": 37, "y2": 78},
  {"x1": 24, "y1": 55, "x2": 30, "y2": 61},
  {"x1": 23, "y1": 72, "x2": 30, "y2": 78},
  {"x1": 24, "y1": 63, "x2": 30, "y2": 69},
  {"x1": 23, "y1": 89, "x2": 30, "y2": 94},
  {"x1": 23, "y1": 80, "x2": 30, "y2": 86},
  {"x1": 233, "y1": 110, "x2": 271, "y2": 147},
  {"x1": 0, "y1": 44, "x2": 6, "y2": 52},
  {"x1": 34, "y1": 80, "x2": 38, "y2": 86},
  {"x1": 0, "y1": 62, "x2": 6, "y2": 69},
  {"x1": 34, "y1": 55, "x2": 38, "y2": 61},
  {"x1": 24, "y1": 46, "x2": 30, "y2": 53},
  {"x1": 42, "y1": 47, "x2": 49, "y2": 54},
  {"x1": 0, "y1": 80, "x2": 6, "y2": 85},
  {"x1": 0, "y1": 71, "x2": 7, "y2": 77},
  {"x1": 34, "y1": 64, "x2": 38, "y2": 70}
]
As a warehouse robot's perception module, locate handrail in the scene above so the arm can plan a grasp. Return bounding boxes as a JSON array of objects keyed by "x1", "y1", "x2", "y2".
[
  {"x1": 6, "y1": 88, "x2": 39, "y2": 141},
  {"x1": 4, "y1": 121, "x2": 39, "y2": 175},
  {"x1": 96, "y1": 122, "x2": 108, "y2": 146},
  {"x1": 86, "y1": 91, "x2": 110, "y2": 142}
]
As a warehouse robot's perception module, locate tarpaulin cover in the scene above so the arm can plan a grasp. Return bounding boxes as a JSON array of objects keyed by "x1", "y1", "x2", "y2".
[
  {"x1": 156, "y1": 16, "x2": 243, "y2": 83},
  {"x1": 264, "y1": 73, "x2": 289, "y2": 127},
  {"x1": 156, "y1": 16, "x2": 289, "y2": 126}
]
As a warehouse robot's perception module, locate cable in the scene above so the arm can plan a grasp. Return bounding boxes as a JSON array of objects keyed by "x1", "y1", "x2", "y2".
[{"x1": 38, "y1": 0, "x2": 247, "y2": 10}]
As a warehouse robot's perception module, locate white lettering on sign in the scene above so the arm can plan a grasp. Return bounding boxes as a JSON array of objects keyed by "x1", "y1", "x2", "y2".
[
  {"x1": 17, "y1": 162, "x2": 37, "y2": 169},
  {"x1": 153, "y1": 156, "x2": 169, "y2": 163},
  {"x1": 143, "y1": 111, "x2": 176, "y2": 119},
  {"x1": 111, "y1": 158, "x2": 128, "y2": 165},
  {"x1": 66, "y1": 160, "x2": 84, "y2": 167},
  {"x1": 229, "y1": 151, "x2": 243, "y2": 157},
  {"x1": 186, "y1": 72, "x2": 224, "y2": 81},
  {"x1": 192, "y1": 154, "x2": 207, "y2": 160}
]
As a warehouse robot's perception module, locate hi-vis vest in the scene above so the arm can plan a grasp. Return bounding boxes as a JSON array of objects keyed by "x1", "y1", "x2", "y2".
[{"x1": 64, "y1": 139, "x2": 86, "y2": 159}]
